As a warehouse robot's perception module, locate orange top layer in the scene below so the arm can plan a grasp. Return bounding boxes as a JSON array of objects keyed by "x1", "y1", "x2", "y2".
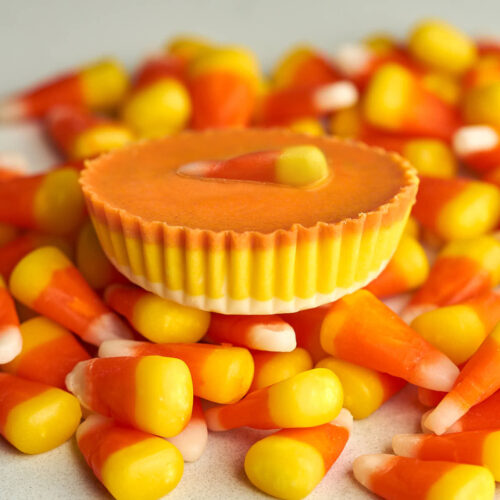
[{"x1": 82, "y1": 129, "x2": 411, "y2": 234}]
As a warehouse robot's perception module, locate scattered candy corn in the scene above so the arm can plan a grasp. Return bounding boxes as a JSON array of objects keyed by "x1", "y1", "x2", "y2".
[
  {"x1": 0, "y1": 372, "x2": 81, "y2": 454},
  {"x1": 0, "y1": 275, "x2": 22, "y2": 363},
  {"x1": 0, "y1": 167, "x2": 85, "y2": 235},
  {"x1": 66, "y1": 355, "x2": 193, "y2": 437},
  {"x1": 76, "y1": 413, "x2": 183, "y2": 500},
  {"x1": 316, "y1": 357, "x2": 406, "y2": 419},
  {"x1": 98, "y1": 340, "x2": 254, "y2": 404},
  {"x1": 0, "y1": 58, "x2": 129, "y2": 121},
  {"x1": 319, "y1": 290, "x2": 459, "y2": 391},
  {"x1": 206, "y1": 313, "x2": 296, "y2": 352},
  {"x1": 205, "y1": 368, "x2": 343, "y2": 431},
  {"x1": 393, "y1": 430, "x2": 500, "y2": 480},
  {"x1": 1, "y1": 316, "x2": 90, "y2": 388},
  {"x1": 9, "y1": 246, "x2": 133, "y2": 345},
  {"x1": 178, "y1": 145, "x2": 329, "y2": 187},
  {"x1": 424, "y1": 322, "x2": 500, "y2": 435},
  {"x1": 353, "y1": 454, "x2": 495, "y2": 500},
  {"x1": 104, "y1": 283, "x2": 210, "y2": 344},
  {"x1": 244, "y1": 408, "x2": 352, "y2": 500}
]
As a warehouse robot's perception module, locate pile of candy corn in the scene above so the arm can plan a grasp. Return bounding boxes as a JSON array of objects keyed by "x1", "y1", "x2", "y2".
[{"x1": 3, "y1": 17, "x2": 500, "y2": 500}]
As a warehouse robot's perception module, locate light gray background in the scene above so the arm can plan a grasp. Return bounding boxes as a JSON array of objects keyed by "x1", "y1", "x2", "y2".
[{"x1": 1, "y1": 0, "x2": 500, "y2": 95}]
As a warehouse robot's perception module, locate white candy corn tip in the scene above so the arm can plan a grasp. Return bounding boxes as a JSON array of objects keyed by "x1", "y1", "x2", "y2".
[
  {"x1": 392, "y1": 434, "x2": 423, "y2": 457},
  {"x1": 0, "y1": 98, "x2": 26, "y2": 121},
  {"x1": 84, "y1": 312, "x2": 134, "y2": 346},
  {"x1": 247, "y1": 322, "x2": 296, "y2": 352},
  {"x1": 413, "y1": 354, "x2": 459, "y2": 392},
  {"x1": 0, "y1": 326, "x2": 23, "y2": 364},
  {"x1": 0, "y1": 152, "x2": 28, "y2": 174},
  {"x1": 167, "y1": 416, "x2": 208, "y2": 462},
  {"x1": 332, "y1": 43, "x2": 372, "y2": 78},
  {"x1": 65, "y1": 359, "x2": 92, "y2": 408},
  {"x1": 401, "y1": 304, "x2": 437, "y2": 324},
  {"x1": 205, "y1": 407, "x2": 226, "y2": 432},
  {"x1": 330, "y1": 408, "x2": 354, "y2": 434},
  {"x1": 453, "y1": 126, "x2": 499, "y2": 156},
  {"x1": 423, "y1": 396, "x2": 467, "y2": 435},
  {"x1": 353, "y1": 454, "x2": 395, "y2": 489},
  {"x1": 76, "y1": 413, "x2": 110, "y2": 443},
  {"x1": 98, "y1": 339, "x2": 139, "y2": 358},
  {"x1": 314, "y1": 81, "x2": 358, "y2": 112},
  {"x1": 177, "y1": 161, "x2": 213, "y2": 177}
]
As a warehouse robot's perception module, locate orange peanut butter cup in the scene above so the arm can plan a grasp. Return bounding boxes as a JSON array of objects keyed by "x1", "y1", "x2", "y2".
[{"x1": 80, "y1": 129, "x2": 418, "y2": 314}]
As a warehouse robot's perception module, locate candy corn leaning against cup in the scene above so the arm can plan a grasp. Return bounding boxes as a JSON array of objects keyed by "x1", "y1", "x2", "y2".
[
  {"x1": 0, "y1": 58, "x2": 129, "y2": 121},
  {"x1": 205, "y1": 368, "x2": 343, "y2": 431},
  {"x1": 1, "y1": 316, "x2": 90, "y2": 388},
  {"x1": 244, "y1": 408, "x2": 352, "y2": 500},
  {"x1": 319, "y1": 290, "x2": 459, "y2": 391},
  {"x1": 393, "y1": 430, "x2": 500, "y2": 480},
  {"x1": 178, "y1": 145, "x2": 330, "y2": 188},
  {"x1": 0, "y1": 275, "x2": 22, "y2": 363},
  {"x1": 353, "y1": 454, "x2": 495, "y2": 500},
  {"x1": 98, "y1": 340, "x2": 253, "y2": 404},
  {"x1": 66, "y1": 355, "x2": 192, "y2": 438},
  {"x1": 402, "y1": 235, "x2": 500, "y2": 322},
  {"x1": 76, "y1": 414, "x2": 183, "y2": 500},
  {"x1": 316, "y1": 357, "x2": 406, "y2": 419},
  {"x1": 104, "y1": 283, "x2": 210, "y2": 344},
  {"x1": 0, "y1": 167, "x2": 85, "y2": 235},
  {"x1": 9, "y1": 246, "x2": 133, "y2": 345},
  {"x1": 424, "y1": 322, "x2": 500, "y2": 435},
  {"x1": 0, "y1": 373, "x2": 81, "y2": 454}
]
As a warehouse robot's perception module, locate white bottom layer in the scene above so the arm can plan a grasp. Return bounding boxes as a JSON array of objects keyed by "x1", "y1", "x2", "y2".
[{"x1": 110, "y1": 257, "x2": 390, "y2": 314}]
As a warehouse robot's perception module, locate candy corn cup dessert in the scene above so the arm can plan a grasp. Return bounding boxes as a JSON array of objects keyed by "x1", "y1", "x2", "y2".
[{"x1": 80, "y1": 129, "x2": 418, "y2": 314}]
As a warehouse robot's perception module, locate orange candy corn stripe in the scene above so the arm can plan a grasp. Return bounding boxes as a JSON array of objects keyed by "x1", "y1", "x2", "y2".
[
  {"x1": 0, "y1": 276, "x2": 22, "y2": 364},
  {"x1": 133, "y1": 54, "x2": 186, "y2": 89},
  {"x1": 98, "y1": 340, "x2": 254, "y2": 404}
]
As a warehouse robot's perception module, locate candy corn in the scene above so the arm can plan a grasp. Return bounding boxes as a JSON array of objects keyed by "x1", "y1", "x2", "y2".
[
  {"x1": 0, "y1": 58, "x2": 129, "y2": 121},
  {"x1": 10, "y1": 246, "x2": 133, "y2": 345},
  {"x1": 281, "y1": 305, "x2": 329, "y2": 363},
  {"x1": 424, "y1": 322, "x2": 500, "y2": 435},
  {"x1": 244, "y1": 408, "x2": 352, "y2": 500},
  {"x1": 402, "y1": 139, "x2": 457, "y2": 178},
  {"x1": 411, "y1": 291, "x2": 500, "y2": 365},
  {"x1": 205, "y1": 313, "x2": 296, "y2": 352},
  {"x1": 421, "y1": 70, "x2": 462, "y2": 105},
  {"x1": 463, "y1": 53, "x2": 500, "y2": 89},
  {"x1": 353, "y1": 454, "x2": 495, "y2": 500},
  {"x1": 0, "y1": 275, "x2": 22, "y2": 364},
  {"x1": 463, "y1": 82, "x2": 500, "y2": 128},
  {"x1": 288, "y1": 117, "x2": 324, "y2": 136},
  {"x1": 46, "y1": 105, "x2": 134, "y2": 160},
  {"x1": 393, "y1": 430, "x2": 500, "y2": 480},
  {"x1": 403, "y1": 216, "x2": 420, "y2": 239},
  {"x1": 104, "y1": 283, "x2": 210, "y2": 344},
  {"x1": 188, "y1": 46, "x2": 261, "y2": 129},
  {"x1": 0, "y1": 232, "x2": 72, "y2": 279},
  {"x1": 76, "y1": 414, "x2": 183, "y2": 500},
  {"x1": 249, "y1": 348, "x2": 312, "y2": 391},
  {"x1": 402, "y1": 235, "x2": 500, "y2": 322},
  {"x1": 408, "y1": 19, "x2": 477, "y2": 74},
  {"x1": 166, "y1": 397, "x2": 207, "y2": 463},
  {"x1": 320, "y1": 290, "x2": 459, "y2": 391},
  {"x1": 0, "y1": 167, "x2": 85, "y2": 235},
  {"x1": 76, "y1": 221, "x2": 128, "y2": 290},
  {"x1": 365, "y1": 235, "x2": 429, "y2": 298},
  {"x1": 0, "y1": 373, "x2": 81, "y2": 454},
  {"x1": 272, "y1": 45, "x2": 340, "y2": 90},
  {"x1": 166, "y1": 35, "x2": 214, "y2": 64},
  {"x1": 98, "y1": 340, "x2": 253, "y2": 404},
  {"x1": 453, "y1": 125, "x2": 500, "y2": 173},
  {"x1": 122, "y1": 55, "x2": 191, "y2": 139},
  {"x1": 316, "y1": 357, "x2": 406, "y2": 419},
  {"x1": 1, "y1": 316, "x2": 90, "y2": 388},
  {"x1": 66, "y1": 355, "x2": 192, "y2": 437},
  {"x1": 362, "y1": 63, "x2": 459, "y2": 140},
  {"x1": 259, "y1": 81, "x2": 358, "y2": 126},
  {"x1": 205, "y1": 368, "x2": 343, "y2": 431},
  {"x1": 418, "y1": 387, "x2": 445, "y2": 408},
  {"x1": 178, "y1": 145, "x2": 329, "y2": 187},
  {"x1": 413, "y1": 176, "x2": 500, "y2": 241}
]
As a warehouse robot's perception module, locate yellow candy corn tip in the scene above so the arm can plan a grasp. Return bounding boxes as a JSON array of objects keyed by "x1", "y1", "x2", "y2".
[
  {"x1": 271, "y1": 45, "x2": 315, "y2": 89},
  {"x1": 276, "y1": 145, "x2": 329, "y2": 187},
  {"x1": 403, "y1": 139, "x2": 457, "y2": 178},
  {"x1": 409, "y1": 20, "x2": 477, "y2": 75},
  {"x1": 421, "y1": 71, "x2": 461, "y2": 105},
  {"x1": 288, "y1": 118, "x2": 324, "y2": 136},
  {"x1": 330, "y1": 106, "x2": 362, "y2": 138},
  {"x1": 122, "y1": 78, "x2": 192, "y2": 139},
  {"x1": 482, "y1": 431, "x2": 500, "y2": 481}
]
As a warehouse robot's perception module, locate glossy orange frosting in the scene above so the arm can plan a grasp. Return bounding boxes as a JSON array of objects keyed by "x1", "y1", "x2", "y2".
[{"x1": 83, "y1": 130, "x2": 409, "y2": 234}]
